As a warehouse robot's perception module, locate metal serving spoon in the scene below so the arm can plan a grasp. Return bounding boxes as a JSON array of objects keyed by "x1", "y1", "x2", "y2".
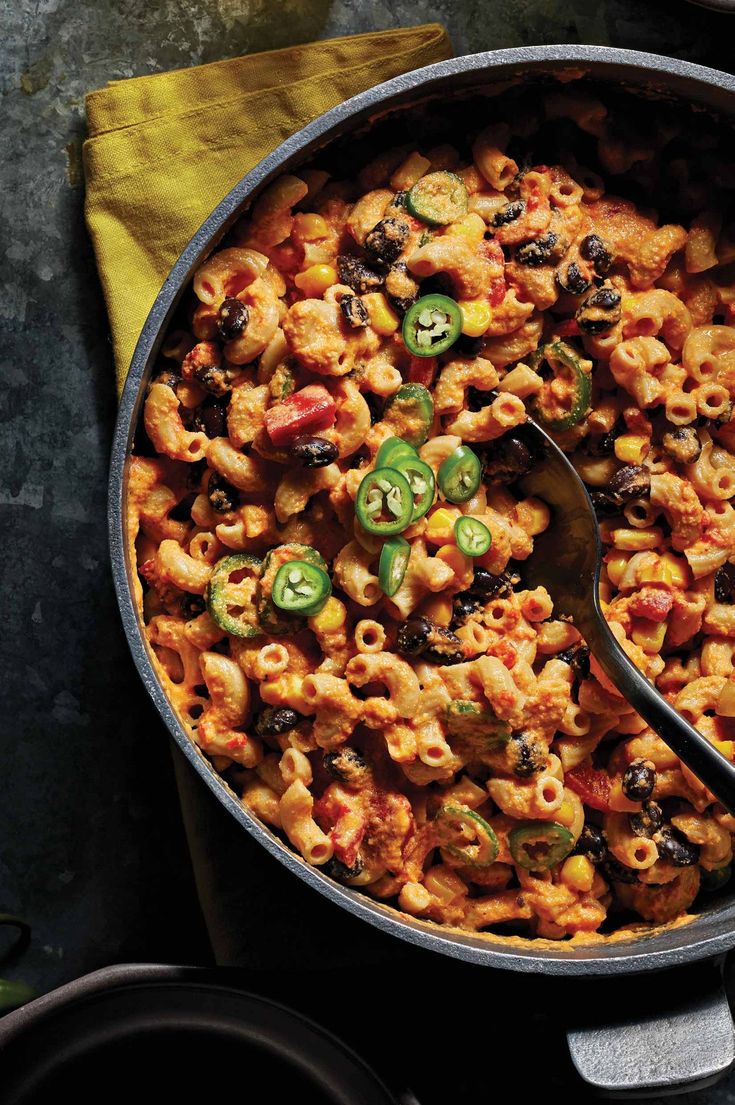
[{"x1": 517, "y1": 419, "x2": 735, "y2": 816}]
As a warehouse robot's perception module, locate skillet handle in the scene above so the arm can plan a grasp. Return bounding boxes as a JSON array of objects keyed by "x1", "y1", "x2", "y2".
[{"x1": 566, "y1": 958, "x2": 735, "y2": 1097}]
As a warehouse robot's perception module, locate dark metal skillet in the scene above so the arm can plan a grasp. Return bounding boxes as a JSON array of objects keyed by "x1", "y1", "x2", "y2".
[
  {"x1": 519, "y1": 419, "x2": 735, "y2": 816},
  {"x1": 108, "y1": 46, "x2": 735, "y2": 1097}
]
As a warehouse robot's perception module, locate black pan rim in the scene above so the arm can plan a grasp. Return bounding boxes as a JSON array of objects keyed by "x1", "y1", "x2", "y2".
[{"x1": 108, "y1": 44, "x2": 735, "y2": 975}]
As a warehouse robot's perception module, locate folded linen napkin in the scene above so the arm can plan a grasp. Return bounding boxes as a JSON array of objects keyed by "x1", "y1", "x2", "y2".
[{"x1": 86, "y1": 24, "x2": 454, "y2": 965}]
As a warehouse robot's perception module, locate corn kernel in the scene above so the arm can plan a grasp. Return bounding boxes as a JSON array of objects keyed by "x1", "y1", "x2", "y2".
[
  {"x1": 436, "y1": 543, "x2": 473, "y2": 585},
  {"x1": 611, "y1": 527, "x2": 663, "y2": 551},
  {"x1": 458, "y1": 298, "x2": 492, "y2": 338},
  {"x1": 447, "y1": 213, "x2": 485, "y2": 244},
  {"x1": 556, "y1": 796, "x2": 577, "y2": 827},
  {"x1": 660, "y1": 551, "x2": 691, "y2": 588},
  {"x1": 631, "y1": 617, "x2": 668, "y2": 654},
  {"x1": 294, "y1": 263, "x2": 337, "y2": 298},
  {"x1": 421, "y1": 593, "x2": 454, "y2": 627},
  {"x1": 309, "y1": 595, "x2": 346, "y2": 634},
  {"x1": 291, "y1": 212, "x2": 329, "y2": 241},
  {"x1": 712, "y1": 739, "x2": 735, "y2": 759},
  {"x1": 362, "y1": 292, "x2": 400, "y2": 336},
  {"x1": 605, "y1": 550, "x2": 632, "y2": 587},
  {"x1": 560, "y1": 855, "x2": 595, "y2": 893},
  {"x1": 614, "y1": 433, "x2": 650, "y2": 465},
  {"x1": 425, "y1": 507, "x2": 460, "y2": 544}
]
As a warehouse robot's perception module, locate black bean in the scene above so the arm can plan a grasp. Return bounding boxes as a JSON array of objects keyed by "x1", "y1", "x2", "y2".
[
  {"x1": 290, "y1": 435, "x2": 339, "y2": 468},
  {"x1": 364, "y1": 217, "x2": 409, "y2": 265},
  {"x1": 217, "y1": 297, "x2": 249, "y2": 341},
  {"x1": 515, "y1": 231, "x2": 561, "y2": 267},
  {"x1": 322, "y1": 855, "x2": 364, "y2": 881},
  {"x1": 572, "y1": 823, "x2": 608, "y2": 863},
  {"x1": 654, "y1": 826, "x2": 700, "y2": 867},
  {"x1": 589, "y1": 490, "x2": 619, "y2": 516},
  {"x1": 662, "y1": 426, "x2": 702, "y2": 465},
  {"x1": 364, "y1": 392, "x2": 385, "y2": 425},
  {"x1": 586, "y1": 422, "x2": 622, "y2": 457},
  {"x1": 481, "y1": 434, "x2": 534, "y2": 483},
  {"x1": 193, "y1": 361, "x2": 239, "y2": 398},
  {"x1": 492, "y1": 200, "x2": 526, "y2": 226},
  {"x1": 208, "y1": 472, "x2": 239, "y2": 514},
  {"x1": 387, "y1": 190, "x2": 408, "y2": 211},
  {"x1": 396, "y1": 617, "x2": 464, "y2": 665},
  {"x1": 603, "y1": 857, "x2": 640, "y2": 884},
  {"x1": 469, "y1": 567, "x2": 517, "y2": 600},
  {"x1": 576, "y1": 283, "x2": 622, "y2": 335},
  {"x1": 508, "y1": 731, "x2": 547, "y2": 777},
  {"x1": 556, "y1": 645, "x2": 591, "y2": 681},
  {"x1": 191, "y1": 398, "x2": 228, "y2": 438},
  {"x1": 181, "y1": 594, "x2": 206, "y2": 619},
  {"x1": 255, "y1": 706, "x2": 300, "y2": 738},
  {"x1": 607, "y1": 465, "x2": 650, "y2": 504},
  {"x1": 154, "y1": 368, "x2": 180, "y2": 389},
  {"x1": 579, "y1": 233, "x2": 613, "y2": 275},
  {"x1": 451, "y1": 591, "x2": 483, "y2": 627},
  {"x1": 715, "y1": 564, "x2": 735, "y2": 604},
  {"x1": 622, "y1": 758, "x2": 657, "y2": 802},
  {"x1": 337, "y1": 254, "x2": 384, "y2": 294},
  {"x1": 557, "y1": 261, "x2": 591, "y2": 296},
  {"x1": 323, "y1": 747, "x2": 369, "y2": 786},
  {"x1": 629, "y1": 800, "x2": 664, "y2": 838},
  {"x1": 339, "y1": 294, "x2": 370, "y2": 329}
]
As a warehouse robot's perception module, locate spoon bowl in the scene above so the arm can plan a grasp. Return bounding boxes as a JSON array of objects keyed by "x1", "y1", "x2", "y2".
[{"x1": 518, "y1": 418, "x2": 735, "y2": 816}]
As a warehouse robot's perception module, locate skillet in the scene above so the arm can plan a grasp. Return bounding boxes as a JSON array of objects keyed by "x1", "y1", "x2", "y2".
[{"x1": 109, "y1": 46, "x2": 735, "y2": 1095}]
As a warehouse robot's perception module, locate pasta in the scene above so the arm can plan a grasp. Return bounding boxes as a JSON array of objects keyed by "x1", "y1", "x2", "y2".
[{"x1": 128, "y1": 86, "x2": 735, "y2": 943}]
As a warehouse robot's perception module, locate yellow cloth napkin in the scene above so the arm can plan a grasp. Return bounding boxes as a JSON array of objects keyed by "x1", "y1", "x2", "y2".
[{"x1": 84, "y1": 24, "x2": 453, "y2": 392}]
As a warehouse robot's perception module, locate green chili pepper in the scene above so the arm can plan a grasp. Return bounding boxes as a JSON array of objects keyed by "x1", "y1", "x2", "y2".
[
  {"x1": 272, "y1": 560, "x2": 331, "y2": 615},
  {"x1": 206, "y1": 553, "x2": 262, "y2": 638},
  {"x1": 700, "y1": 864, "x2": 731, "y2": 892},
  {"x1": 509, "y1": 821, "x2": 575, "y2": 870},
  {"x1": 436, "y1": 804, "x2": 499, "y2": 867},
  {"x1": 402, "y1": 295, "x2": 462, "y2": 358},
  {"x1": 392, "y1": 454, "x2": 435, "y2": 522},
  {"x1": 383, "y1": 383, "x2": 435, "y2": 446},
  {"x1": 530, "y1": 340, "x2": 592, "y2": 431},
  {"x1": 257, "y1": 544, "x2": 328, "y2": 635},
  {"x1": 378, "y1": 536, "x2": 411, "y2": 597},
  {"x1": 375, "y1": 436, "x2": 418, "y2": 470},
  {"x1": 406, "y1": 171, "x2": 469, "y2": 226},
  {"x1": 355, "y1": 467, "x2": 414, "y2": 536},
  {"x1": 454, "y1": 516, "x2": 492, "y2": 556},
  {"x1": 444, "y1": 701, "x2": 511, "y2": 765},
  {"x1": 438, "y1": 446, "x2": 482, "y2": 503}
]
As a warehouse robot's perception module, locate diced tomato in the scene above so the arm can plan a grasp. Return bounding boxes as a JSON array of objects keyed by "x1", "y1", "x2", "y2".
[
  {"x1": 566, "y1": 761, "x2": 612, "y2": 812},
  {"x1": 488, "y1": 276, "x2": 506, "y2": 307},
  {"x1": 407, "y1": 355, "x2": 437, "y2": 387},
  {"x1": 264, "y1": 384, "x2": 336, "y2": 446},
  {"x1": 555, "y1": 319, "x2": 581, "y2": 338},
  {"x1": 628, "y1": 587, "x2": 674, "y2": 623}
]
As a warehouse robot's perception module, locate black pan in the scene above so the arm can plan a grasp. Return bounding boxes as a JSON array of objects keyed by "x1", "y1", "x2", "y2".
[{"x1": 108, "y1": 46, "x2": 735, "y2": 1095}]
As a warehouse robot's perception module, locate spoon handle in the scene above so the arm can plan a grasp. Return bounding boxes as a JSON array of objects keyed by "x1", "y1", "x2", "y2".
[{"x1": 591, "y1": 616, "x2": 735, "y2": 816}]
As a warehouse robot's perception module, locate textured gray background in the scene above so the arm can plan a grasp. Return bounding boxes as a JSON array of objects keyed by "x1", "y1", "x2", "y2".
[{"x1": 4, "y1": 0, "x2": 735, "y2": 1099}]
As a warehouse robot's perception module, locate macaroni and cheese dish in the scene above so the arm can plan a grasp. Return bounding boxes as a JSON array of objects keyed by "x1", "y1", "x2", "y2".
[{"x1": 127, "y1": 87, "x2": 735, "y2": 941}]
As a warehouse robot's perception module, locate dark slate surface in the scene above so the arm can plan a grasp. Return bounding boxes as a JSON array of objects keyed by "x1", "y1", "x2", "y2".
[{"x1": 3, "y1": 0, "x2": 735, "y2": 1100}]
